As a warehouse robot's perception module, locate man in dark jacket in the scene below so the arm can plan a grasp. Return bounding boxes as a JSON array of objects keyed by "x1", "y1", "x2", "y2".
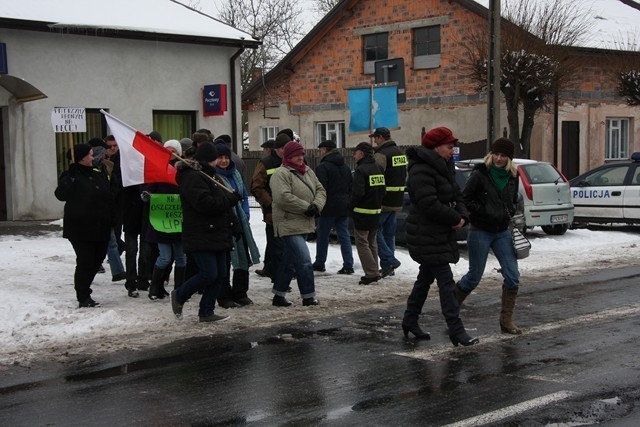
[
  {"x1": 371, "y1": 127, "x2": 407, "y2": 278},
  {"x1": 312, "y1": 139, "x2": 354, "y2": 274},
  {"x1": 351, "y1": 142, "x2": 386, "y2": 284}
]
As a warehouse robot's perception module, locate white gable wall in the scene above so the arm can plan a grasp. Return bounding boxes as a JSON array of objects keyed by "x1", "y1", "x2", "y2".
[{"x1": 1, "y1": 28, "x2": 240, "y2": 220}]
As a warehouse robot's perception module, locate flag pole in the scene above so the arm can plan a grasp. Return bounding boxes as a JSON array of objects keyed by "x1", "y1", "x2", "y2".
[{"x1": 170, "y1": 153, "x2": 235, "y2": 194}]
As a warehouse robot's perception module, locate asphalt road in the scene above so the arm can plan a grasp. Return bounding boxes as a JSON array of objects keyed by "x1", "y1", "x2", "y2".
[{"x1": 1, "y1": 266, "x2": 639, "y2": 426}]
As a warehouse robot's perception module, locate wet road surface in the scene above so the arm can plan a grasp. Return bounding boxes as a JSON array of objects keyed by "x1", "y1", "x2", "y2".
[{"x1": 1, "y1": 266, "x2": 640, "y2": 426}]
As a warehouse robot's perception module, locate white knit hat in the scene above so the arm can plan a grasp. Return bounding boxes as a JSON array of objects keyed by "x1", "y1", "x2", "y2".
[{"x1": 163, "y1": 139, "x2": 182, "y2": 156}]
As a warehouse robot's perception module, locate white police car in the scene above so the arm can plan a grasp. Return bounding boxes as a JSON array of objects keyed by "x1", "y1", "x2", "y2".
[{"x1": 570, "y1": 152, "x2": 640, "y2": 225}]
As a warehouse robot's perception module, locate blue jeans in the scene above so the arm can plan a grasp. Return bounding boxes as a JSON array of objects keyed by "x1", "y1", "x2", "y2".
[
  {"x1": 273, "y1": 234, "x2": 316, "y2": 299},
  {"x1": 314, "y1": 216, "x2": 353, "y2": 269},
  {"x1": 156, "y1": 242, "x2": 187, "y2": 269},
  {"x1": 106, "y1": 228, "x2": 125, "y2": 276},
  {"x1": 459, "y1": 228, "x2": 520, "y2": 292},
  {"x1": 175, "y1": 251, "x2": 226, "y2": 318},
  {"x1": 377, "y1": 211, "x2": 399, "y2": 269}
]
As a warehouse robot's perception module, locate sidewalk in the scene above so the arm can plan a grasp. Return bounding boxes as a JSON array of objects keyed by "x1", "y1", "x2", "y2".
[{"x1": 0, "y1": 220, "x2": 62, "y2": 236}]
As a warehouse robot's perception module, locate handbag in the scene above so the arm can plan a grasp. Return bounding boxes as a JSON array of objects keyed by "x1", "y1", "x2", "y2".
[{"x1": 512, "y1": 227, "x2": 531, "y2": 259}]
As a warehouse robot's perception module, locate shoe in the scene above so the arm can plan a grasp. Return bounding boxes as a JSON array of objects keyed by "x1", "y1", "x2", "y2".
[
  {"x1": 97, "y1": 265, "x2": 105, "y2": 274},
  {"x1": 218, "y1": 299, "x2": 239, "y2": 309},
  {"x1": 380, "y1": 265, "x2": 395, "y2": 278},
  {"x1": 136, "y1": 278, "x2": 150, "y2": 291},
  {"x1": 78, "y1": 298, "x2": 100, "y2": 308},
  {"x1": 170, "y1": 289, "x2": 183, "y2": 319},
  {"x1": 255, "y1": 269, "x2": 268, "y2": 277},
  {"x1": 449, "y1": 331, "x2": 480, "y2": 347},
  {"x1": 302, "y1": 297, "x2": 319, "y2": 306},
  {"x1": 234, "y1": 297, "x2": 254, "y2": 306},
  {"x1": 111, "y1": 272, "x2": 126, "y2": 282},
  {"x1": 402, "y1": 324, "x2": 431, "y2": 340},
  {"x1": 312, "y1": 264, "x2": 326, "y2": 272},
  {"x1": 199, "y1": 313, "x2": 230, "y2": 323},
  {"x1": 359, "y1": 275, "x2": 381, "y2": 285},
  {"x1": 337, "y1": 267, "x2": 355, "y2": 275},
  {"x1": 392, "y1": 261, "x2": 402, "y2": 269},
  {"x1": 272, "y1": 295, "x2": 292, "y2": 307},
  {"x1": 128, "y1": 290, "x2": 139, "y2": 298}
]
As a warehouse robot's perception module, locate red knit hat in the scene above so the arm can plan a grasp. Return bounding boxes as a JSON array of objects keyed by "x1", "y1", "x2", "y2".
[
  {"x1": 422, "y1": 127, "x2": 458, "y2": 149},
  {"x1": 283, "y1": 141, "x2": 305, "y2": 159}
]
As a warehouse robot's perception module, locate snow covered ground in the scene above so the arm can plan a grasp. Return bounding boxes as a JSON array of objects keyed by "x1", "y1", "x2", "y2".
[{"x1": 1, "y1": 212, "x2": 638, "y2": 369}]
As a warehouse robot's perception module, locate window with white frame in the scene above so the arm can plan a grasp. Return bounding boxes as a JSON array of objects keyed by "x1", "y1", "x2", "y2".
[
  {"x1": 605, "y1": 118, "x2": 629, "y2": 160},
  {"x1": 260, "y1": 126, "x2": 279, "y2": 145},
  {"x1": 316, "y1": 122, "x2": 346, "y2": 147}
]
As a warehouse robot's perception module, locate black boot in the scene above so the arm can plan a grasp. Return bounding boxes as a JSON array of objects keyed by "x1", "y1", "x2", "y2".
[
  {"x1": 148, "y1": 267, "x2": 165, "y2": 300},
  {"x1": 401, "y1": 324, "x2": 431, "y2": 340},
  {"x1": 232, "y1": 269, "x2": 253, "y2": 306},
  {"x1": 218, "y1": 278, "x2": 239, "y2": 308},
  {"x1": 173, "y1": 266, "x2": 185, "y2": 290}
]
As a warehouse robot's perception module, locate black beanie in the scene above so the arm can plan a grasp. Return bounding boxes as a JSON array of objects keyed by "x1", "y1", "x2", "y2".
[
  {"x1": 215, "y1": 142, "x2": 231, "y2": 158},
  {"x1": 195, "y1": 141, "x2": 218, "y2": 162},
  {"x1": 87, "y1": 137, "x2": 107, "y2": 149},
  {"x1": 274, "y1": 133, "x2": 291, "y2": 149},
  {"x1": 216, "y1": 134, "x2": 232, "y2": 146},
  {"x1": 277, "y1": 128, "x2": 294, "y2": 141},
  {"x1": 73, "y1": 143, "x2": 92, "y2": 162},
  {"x1": 491, "y1": 138, "x2": 515, "y2": 159}
]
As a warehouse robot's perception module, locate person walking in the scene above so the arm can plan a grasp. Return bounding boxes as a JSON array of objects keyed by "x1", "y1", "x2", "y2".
[
  {"x1": 312, "y1": 139, "x2": 354, "y2": 274},
  {"x1": 350, "y1": 142, "x2": 386, "y2": 285},
  {"x1": 402, "y1": 127, "x2": 479, "y2": 346},
  {"x1": 371, "y1": 127, "x2": 407, "y2": 278},
  {"x1": 456, "y1": 138, "x2": 522, "y2": 335},
  {"x1": 54, "y1": 144, "x2": 113, "y2": 308},
  {"x1": 170, "y1": 142, "x2": 241, "y2": 322},
  {"x1": 270, "y1": 141, "x2": 327, "y2": 307}
]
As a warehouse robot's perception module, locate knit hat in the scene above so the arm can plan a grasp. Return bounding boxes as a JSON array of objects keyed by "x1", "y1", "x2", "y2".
[
  {"x1": 277, "y1": 128, "x2": 295, "y2": 141},
  {"x1": 216, "y1": 134, "x2": 232, "y2": 146},
  {"x1": 491, "y1": 137, "x2": 515, "y2": 159},
  {"x1": 164, "y1": 139, "x2": 182, "y2": 156},
  {"x1": 194, "y1": 141, "x2": 219, "y2": 162},
  {"x1": 354, "y1": 142, "x2": 374, "y2": 155},
  {"x1": 73, "y1": 143, "x2": 92, "y2": 162},
  {"x1": 215, "y1": 142, "x2": 232, "y2": 158},
  {"x1": 261, "y1": 139, "x2": 275, "y2": 149},
  {"x1": 179, "y1": 137, "x2": 193, "y2": 152},
  {"x1": 283, "y1": 141, "x2": 305, "y2": 159},
  {"x1": 87, "y1": 137, "x2": 107, "y2": 149},
  {"x1": 421, "y1": 127, "x2": 458, "y2": 149},
  {"x1": 274, "y1": 133, "x2": 292, "y2": 149},
  {"x1": 368, "y1": 127, "x2": 390, "y2": 138},
  {"x1": 318, "y1": 139, "x2": 337, "y2": 149},
  {"x1": 147, "y1": 131, "x2": 163, "y2": 143}
]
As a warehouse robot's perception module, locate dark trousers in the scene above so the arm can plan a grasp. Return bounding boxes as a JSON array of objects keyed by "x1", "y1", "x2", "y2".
[
  {"x1": 70, "y1": 239, "x2": 109, "y2": 302},
  {"x1": 176, "y1": 251, "x2": 226, "y2": 318},
  {"x1": 403, "y1": 263, "x2": 464, "y2": 336},
  {"x1": 218, "y1": 246, "x2": 250, "y2": 302},
  {"x1": 262, "y1": 223, "x2": 276, "y2": 277}
]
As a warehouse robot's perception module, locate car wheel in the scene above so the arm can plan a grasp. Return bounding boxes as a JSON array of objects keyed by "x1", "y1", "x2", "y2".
[{"x1": 541, "y1": 224, "x2": 569, "y2": 235}]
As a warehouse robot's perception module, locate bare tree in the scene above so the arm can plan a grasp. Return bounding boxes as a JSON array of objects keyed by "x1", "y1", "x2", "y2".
[
  {"x1": 215, "y1": 0, "x2": 307, "y2": 91},
  {"x1": 460, "y1": 0, "x2": 592, "y2": 158},
  {"x1": 610, "y1": 35, "x2": 640, "y2": 106},
  {"x1": 313, "y1": 0, "x2": 340, "y2": 15}
]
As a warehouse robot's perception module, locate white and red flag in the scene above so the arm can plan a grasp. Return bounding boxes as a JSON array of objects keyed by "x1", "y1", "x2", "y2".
[{"x1": 101, "y1": 110, "x2": 177, "y2": 187}]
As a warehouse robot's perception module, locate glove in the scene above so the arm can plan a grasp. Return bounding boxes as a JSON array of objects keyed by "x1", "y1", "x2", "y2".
[
  {"x1": 226, "y1": 190, "x2": 243, "y2": 204},
  {"x1": 140, "y1": 191, "x2": 151, "y2": 202},
  {"x1": 304, "y1": 203, "x2": 319, "y2": 217}
]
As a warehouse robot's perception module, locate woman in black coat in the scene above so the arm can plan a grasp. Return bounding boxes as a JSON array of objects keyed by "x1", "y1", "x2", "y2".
[
  {"x1": 402, "y1": 127, "x2": 479, "y2": 346},
  {"x1": 170, "y1": 142, "x2": 242, "y2": 322},
  {"x1": 55, "y1": 144, "x2": 113, "y2": 308}
]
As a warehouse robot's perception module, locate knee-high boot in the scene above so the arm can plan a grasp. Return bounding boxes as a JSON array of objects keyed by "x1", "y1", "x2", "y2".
[
  {"x1": 500, "y1": 287, "x2": 522, "y2": 334},
  {"x1": 148, "y1": 267, "x2": 165, "y2": 301},
  {"x1": 174, "y1": 266, "x2": 185, "y2": 290},
  {"x1": 455, "y1": 281, "x2": 470, "y2": 306}
]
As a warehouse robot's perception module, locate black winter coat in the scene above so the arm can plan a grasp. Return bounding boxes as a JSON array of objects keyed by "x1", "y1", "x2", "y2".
[
  {"x1": 463, "y1": 163, "x2": 518, "y2": 233},
  {"x1": 405, "y1": 146, "x2": 469, "y2": 265},
  {"x1": 350, "y1": 155, "x2": 386, "y2": 231},
  {"x1": 176, "y1": 160, "x2": 235, "y2": 253},
  {"x1": 54, "y1": 163, "x2": 113, "y2": 242},
  {"x1": 375, "y1": 140, "x2": 407, "y2": 209},
  {"x1": 315, "y1": 150, "x2": 352, "y2": 217}
]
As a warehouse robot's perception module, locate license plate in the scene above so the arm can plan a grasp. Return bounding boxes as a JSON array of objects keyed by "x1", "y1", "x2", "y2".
[{"x1": 551, "y1": 214, "x2": 568, "y2": 223}]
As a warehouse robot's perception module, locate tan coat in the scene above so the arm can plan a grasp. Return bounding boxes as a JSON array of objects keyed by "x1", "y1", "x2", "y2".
[{"x1": 271, "y1": 165, "x2": 326, "y2": 237}]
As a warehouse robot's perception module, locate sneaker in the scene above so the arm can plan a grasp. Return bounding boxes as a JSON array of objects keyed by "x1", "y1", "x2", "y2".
[
  {"x1": 79, "y1": 297, "x2": 100, "y2": 308},
  {"x1": 97, "y1": 265, "x2": 105, "y2": 274},
  {"x1": 170, "y1": 289, "x2": 183, "y2": 319},
  {"x1": 218, "y1": 299, "x2": 239, "y2": 309},
  {"x1": 111, "y1": 272, "x2": 126, "y2": 282},
  {"x1": 312, "y1": 264, "x2": 326, "y2": 272},
  {"x1": 359, "y1": 275, "x2": 381, "y2": 285},
  {"x1": 255, "y1": 269, "x2": 269, "y2": 277},
  {"x1": 128, "y1": 290, "x2": 139, "y2": 298},
  {"x1": 302, "y1": 297, "x2": 320, "y2": 306},
  {"x1": 272, "y1": 295, "x2": 292, "y2": 307},
  {"x1": 199, "y1": 313, "x2": 230, "y2": 323},
  {"x1": 337, "y1": 267, "x2": 355, "y2": 275},
  {"x1": 234, "y1": 297, "x2": 254, "y2": 306},
  {"x1": 393, "y1": 261, "x2": 402, "y2": 270},
  {"x1": 380, "y1": 265, "x2": 395, "y2": 278}
]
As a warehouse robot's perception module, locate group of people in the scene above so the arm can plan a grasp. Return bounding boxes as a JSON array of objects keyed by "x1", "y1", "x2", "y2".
[{"x1": 55, "y1": 124, "x2": 524, "y2": 344}]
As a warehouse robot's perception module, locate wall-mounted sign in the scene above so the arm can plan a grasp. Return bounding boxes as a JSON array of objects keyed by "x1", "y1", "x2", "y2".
[
  {"x1": 203, "y1": 84, "x2": 227, "y2": 116},
  {"x1": 51, "y1": 107, "x2": 86, "y2": 133}
]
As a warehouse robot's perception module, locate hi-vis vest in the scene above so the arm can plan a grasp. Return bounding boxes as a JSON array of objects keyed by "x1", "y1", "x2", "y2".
[{"x1": 378, "y1": 142, "x2": 407, "y2": 208}]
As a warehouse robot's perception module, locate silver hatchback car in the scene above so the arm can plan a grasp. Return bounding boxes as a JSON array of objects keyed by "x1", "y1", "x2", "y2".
[{"x1": 457, "y1": 159, "x2": 574, "y2": 235}]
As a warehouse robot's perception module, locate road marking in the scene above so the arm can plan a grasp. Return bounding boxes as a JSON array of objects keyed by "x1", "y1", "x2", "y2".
[
  {"x1": 393, "y1": 303, "x2": 640, "y2": 361},
  {"x1": 440, "y1": 390, "x2": 576, "y2": 427}
]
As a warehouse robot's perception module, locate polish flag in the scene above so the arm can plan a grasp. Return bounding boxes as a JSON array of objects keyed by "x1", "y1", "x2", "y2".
[{"x1": 101, "y1": 110, "x2": 177, "y2": 187}]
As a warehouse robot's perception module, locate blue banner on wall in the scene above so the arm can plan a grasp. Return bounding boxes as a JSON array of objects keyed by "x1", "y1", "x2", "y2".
[{"x1": 347, "y1": 84, "x2": 398, "y2": 133}]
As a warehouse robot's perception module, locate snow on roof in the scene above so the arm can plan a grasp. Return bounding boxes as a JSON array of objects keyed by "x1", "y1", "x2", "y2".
[
  {"x1": 473, "y1": 0, "x2": 640, "y2": 50},
  {"x1": 0, "y1": 0, "x2": 258, "y2": 44}
]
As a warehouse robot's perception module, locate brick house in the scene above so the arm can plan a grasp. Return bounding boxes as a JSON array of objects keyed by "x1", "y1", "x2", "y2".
[{"x1": 242, "y1": 0, "x2": 640, "y2": 178}]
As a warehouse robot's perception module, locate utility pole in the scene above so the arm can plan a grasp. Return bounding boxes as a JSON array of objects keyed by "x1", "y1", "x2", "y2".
[{"x1": 487, "y1": 0, "x2": 501, "y2": 150}]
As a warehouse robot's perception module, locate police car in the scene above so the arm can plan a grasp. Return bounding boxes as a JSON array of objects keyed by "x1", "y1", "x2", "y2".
[{"x1": 570, "y1": 152, "x2": 640, "y2": 225}]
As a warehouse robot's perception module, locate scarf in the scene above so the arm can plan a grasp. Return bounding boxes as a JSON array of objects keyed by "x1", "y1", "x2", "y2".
[
  {"x1": 489, "y1": 165, "x2": 510, "y2": 191},
  {"x1": 282, "y1": 158, "x2": 307, "y2": 175}
]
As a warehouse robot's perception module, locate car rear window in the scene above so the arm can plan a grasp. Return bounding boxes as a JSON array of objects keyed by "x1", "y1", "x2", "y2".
[{"x1": 519, "y1": 163, "x2": 562, "y2": 184}]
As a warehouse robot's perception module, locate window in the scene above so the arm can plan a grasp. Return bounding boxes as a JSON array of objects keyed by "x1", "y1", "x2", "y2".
[
  {"x1": 605, "y1": 118, "x2": 629, "y2": 160},
  {"x1": 363, "y1": 33, "x2": 388, "y2": 74},
  {"x1": 413, "y1": 25, "x2": 441, "y2": 69},
  {"x1": 152, "y1": 110, "x2": 196, "y2": 142},
  {"x1": 55, "y1": 108, "x2": 107, "y2": 176},
  {"x1": 260, "y1": 126, "x2": 279, "y2": 144},
  {"x1": 583, "y1": 165, "x2": 630, "y2": 186},
  {"x1": 316, "y1": 122, "x2": 346, "y2": 147}
]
